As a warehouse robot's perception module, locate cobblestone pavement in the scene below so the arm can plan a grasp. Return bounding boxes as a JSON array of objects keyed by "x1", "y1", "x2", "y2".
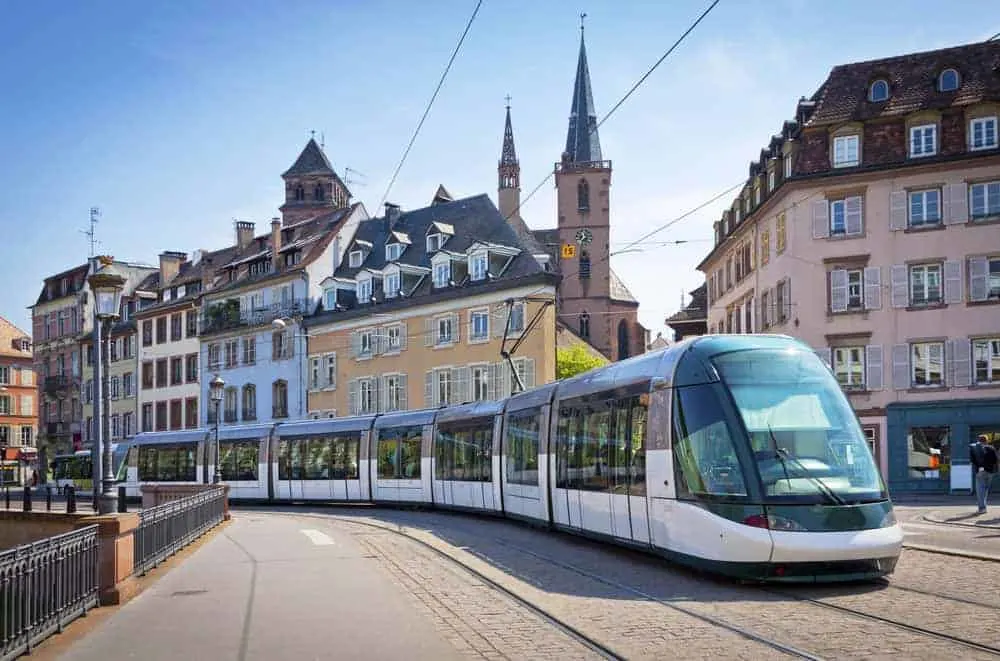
[{"x1": 280, "y1": 507, "x2": 1000, "y2": 661}]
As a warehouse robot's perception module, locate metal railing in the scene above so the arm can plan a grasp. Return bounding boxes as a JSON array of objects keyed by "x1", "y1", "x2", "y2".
[
  {"x1": 133, "y1": 487, "x2": 226, "y2": 576},
  {"x1": 0, "y1": 526, "x2": 99, "y2": 661}
]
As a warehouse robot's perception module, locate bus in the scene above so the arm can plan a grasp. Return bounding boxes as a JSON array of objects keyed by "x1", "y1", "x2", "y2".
[{"x1": 50, "y1": 445, "x2": 130, "y2": 493}]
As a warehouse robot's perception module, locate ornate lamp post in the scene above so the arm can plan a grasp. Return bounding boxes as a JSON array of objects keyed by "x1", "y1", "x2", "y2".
[
  {"x1": 209, "y1": 374, "x2": 225, "y2": 484},
  {"x1": 88, "y1": 256, "x2": 125, "y2": 515}
]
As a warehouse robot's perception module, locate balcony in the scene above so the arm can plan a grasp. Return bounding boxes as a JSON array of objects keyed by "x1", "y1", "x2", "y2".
[
  {"x1": 200, "y1": 299, "x2": 309, "y2": 336},
  {"x1": 43, "y1": 375, "x2": 77, "y2": 396}
]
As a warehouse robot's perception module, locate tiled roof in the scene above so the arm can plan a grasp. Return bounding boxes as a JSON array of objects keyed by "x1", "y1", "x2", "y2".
[
  {"x1": 282, "y1": 138, "x2": 336, "y2": 177},
  {"x1": 609, "y1": 268, "x2": 638, "y2": 304},
  {"x1": 805, "y1": 40, "x2": 1000, "y2": 126}
]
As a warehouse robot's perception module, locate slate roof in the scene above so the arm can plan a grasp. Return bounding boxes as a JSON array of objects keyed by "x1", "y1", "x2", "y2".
[
  {"x1": 34, "y1": 263, "x2": 89, "y2": 305},
  {"x1": 805, "y1": 40, "x2": 1000, "y2": 127},
  {"x1": 282, "y1": 138, "x2": 336, "y2": 177},
  {"x1": 564, "y1": 32, "x2": 603, "y2": 163},
  {"x1": 609, "y1": 269, "x2": 638, "y2": 304},
  {"x1": 327, "y1": 194, "x2": 549, "y2": 305}
]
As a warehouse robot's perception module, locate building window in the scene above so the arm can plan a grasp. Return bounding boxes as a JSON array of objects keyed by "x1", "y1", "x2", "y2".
[
  {"x1": 323, "y1": 288, "x2": 337, "y2": 310},
  {"x1": 384, "y1": 271, "x2": 400, "y2": 298},
  {"x1": 186, "y1": 354, "x2": 198, "y2": 382},
  {"x1": 436, "y1": 369, "x2": 452, "y2": 406},
  {"x1": 224, "y1": 387, "x2": 238, "y2": 422},
  {"x1": 171, "y1": 357, "x2": 183, "y2": 386},
  {"x1": 909, "y1": 124, "x2": 937, "y2": 158},
  {"x1": 123, "y1": 372, "x2": 134, "y2": 398},
  {"x1": 969, "y1": 256, "x2": 1000, "y2": 302},
  {"x1": 185, "y1": 398, "x2": 198, "y2": 428},
  {"x1": 386, "y1": 243, "x2": 403, "y2": 261},
  {"x1": 358, "y1": 330, "x2": 373, "y2": 357},
  {"x1": 909, "y1": 189, "x2": 941, "y2": 227},
  {"x1": 833, "y1": 346, "x2": 865, "y2": 389},
  {"x1": 242, "y1": 337, "x2": 256, "y2": 365},
  {"x1": 384, "y1": 374, "x2": 404, "y2": 412},
  {"x1": 111, "y1": 414, "x2": 121, "y2": 440},
  {"x1": 911, "y1": 342, "x2": 944, "y2": 387},
  {"x1": 357, "y1": 277, "x2": 372, "y2": 303},
  {"x1": 579, "y1": 251, "x2": 591, "y2": 279},
  {"x1": 938, "y1": 68, "x2": 960, "y2": 92},
  {"x1": 155, "y1": 358, "x2": 168, "y2": 388},
  {"x1": 833, "y1": 134, "x2": 859, "y2": 167},
  {"x1": 272, "y1": 380, "x2": 288, "y2": 418},
  {"x1": 577, "y1": 179, "x2": 590, "y2": 211},
  {"x1": 272, "y1": 331, "x2": 290, "y2": 360},
  {"x1": 325, "y1": 354, "x2": 337, "y2": 388},
  {"x1": 142, "y1": 362, "x2": 153, "y2": 389},
  {"x1": 973, "y1": 338, "x2": 1000, "y2": 385},
  {"x1": 869, "y1": 79, "x2": 889, "y2": 102},
  {"x1": 776, "y1": 213, "x2": 787, "y2": 253},
  {"x1": 970, "y1": 117, "x2": 998, "y2": 151},
  {"x1": 783, "y1": 154, "x2": 792, "y2": 178},
  {"x1": 830, "y1": 269, "x2": 865, "y2": 312},
  {"x1": 358, "y1": 378, "x2": 375, "y2": 414},
  {"x1": 142, "y1": 320, "x2": 153, "y2": 346},
  {"x1": 509, "y1": 302, "x2": 525, "y2": 333},
  {"x1": 310, "y1": 357, "x2": 321, "y2": 390},
  {"x1": 186, "y1": 311, "x2": 198, "y2": 338},
  {"x1": 155, "y1": 317, "x2": 167, "y2": 344},
  {"x1": 908, "y1": 427, "x2": 949, "y2": 481},
  {"x1": 207, "y1": 343, "x2": 221, "y2": 370},
  {"x1": 349, "y1": 250, "x2": 363, "y2": 268},
  {"x1": 155, "y1": 402, "x2": 168, "y2": 431},
  {"x1": 433, "y1": 262, "x2": 450, "y2": 288},
  {"x1": 909, "y1": 264, "x2": 942, "y2": 306},
  {"x1": 753, "y1": 184, "x2": 761, "y2": 207},
  {"x1": 970, "y1": 181, "x2": 1000, "y2": 220},
  {"x1": 470, "y1": 311, "x2": 489, "y2": 341},
  {"x1": 224, "y1": 339, "x2": 238, "y2": 368},
  {"x1": 142, "y1": 403, "x2": 153, "y2": 432},
  {"x1": 827, "y1": 196, "x2": 863, "y2": 236},
  {"x1": 470, "y1": 365, "x2": 489, "y2": 402},
  {"x1": 760, "y1": 230, "x2": 770, "y2": 265},
  {"x1": 385, "y1": 326, "x2": 401, "y2": 352},
  {"x1": 123, "y1": 412, "x2": 133, "y2": 438},
  {"x1": 767, "y1": 169, "x2": 775, "y2": 192},
  {"x1": 579, "y1": 311, "x2": 590, "y2": 339},
  {"x1": 426, "y1": 233, "x2": 442, "y2": 252},
  {"x1": 437, "y1": 316, "x2": 454, "y2": 345},
  {"x1": 242, "y1": 385, "x2": 257, "y2": 421},
  {"x1": 470, "y1": 252, "x2": 488, "y2": 281},
  {"x1": 170, "y1": 313, "x2": 182, "y2": 341}
]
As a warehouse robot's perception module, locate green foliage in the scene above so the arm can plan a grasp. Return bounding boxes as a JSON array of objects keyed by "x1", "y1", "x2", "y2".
[{"x1": 556, "y1": 344, "x2": 608, "y2": 380}]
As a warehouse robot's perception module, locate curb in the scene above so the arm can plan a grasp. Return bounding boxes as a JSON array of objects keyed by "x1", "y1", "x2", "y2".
[
  {"x1": 903, "y1": 542, "x2": 1000, "y2": 563},
  {"x1": 921, "y1": 512, "x2": 1000, "y2": 530}
]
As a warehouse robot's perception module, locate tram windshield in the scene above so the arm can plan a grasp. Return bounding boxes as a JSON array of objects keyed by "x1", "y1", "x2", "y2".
[{"x1": 713, "y1": 347, "x2": 886, "y2": 503}]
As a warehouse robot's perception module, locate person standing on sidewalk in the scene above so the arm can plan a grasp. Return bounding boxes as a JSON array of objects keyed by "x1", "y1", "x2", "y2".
[{"x1": 970, "y1": 435, "x2": 998, "y2": 514}]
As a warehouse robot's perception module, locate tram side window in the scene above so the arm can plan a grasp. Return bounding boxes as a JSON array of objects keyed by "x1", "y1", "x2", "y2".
[
  {"x1": 435, "y1": 420, "x2": 493, "y2": 482},
  {"x1": 556, "y1": 399, "x2": 611, "y2": 491},
  {"x1": 672, "y1": 385, "x2": 747, "y2": 498},
  {"x1": 278, "y1": 435, "x2": 360, "y2": 480},
  {"x1": 378, "y1": 426, "x2": 423, "y2": 479},
  {"x1": 219, "y1": 441, "x2": 259, "y2": 481},
  {"x1": 628, "y1": 397, "x2": 648, "y2": 496},
  {"x1": 333, "y1": 434, "x2": 360, "y2": 479},
  {"x1": 138, "y1": 444, "x2": 197, "y2": 482},
  {"x1": 506, "y1": 410, "x2": 540, "y2": 486}
]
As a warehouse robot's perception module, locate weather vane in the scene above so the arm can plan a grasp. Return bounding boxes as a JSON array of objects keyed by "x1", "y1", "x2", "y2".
[{"x1": 504, "y1": 93, "x2": 512, "y2": 108}]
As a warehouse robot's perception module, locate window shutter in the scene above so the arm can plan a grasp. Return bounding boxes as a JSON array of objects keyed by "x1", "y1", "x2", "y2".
[
  {"x1": 768, "y1": 286, "x2": 777, "y2": 325},
  {"x1": 349, "y1": 331, "x2": 359, "y2": 359},
  {"x1": 348, "y1": 379, "x2": 358, "y2": 416},
  {"x1": 863, "y1": 266, "x2": 882, "y2": 310},
  {"x1": 890, "y1": 265, "x2": 909, "y2": 308},
  {"x1": 451, "y1": 313, "x2": 461, "y2": 343},
  {"x1": 373, "y1": 377, "x2": 383, "y2": 414},
  {"x1": 830, "y1": 269, "x2": 849, "y2": 313},
  {"x1": 493, "y1": 309, "x2": 506, "y2": 338},
  {"x1": 811, "y1": 200, "x2": 830, "y2": 239},
  {"x1": 969, "y1": 256, "x2": 990, "y2": 302},
  {"x1": 783, "y1": 277, "x2": 793, "y2": 322},
  {"x1": 454, "y1": 367, "x2": 470, "y2": 404},
  {"x1": 488, "y1": 363, "x2": 499, "y2": 400},
  {"x1": 398, "y1": 374, "x2": 408, "y2": 410},
  {"x1": 891, "y1": 344, "x2": 910, "y2": 391},
  {"x1": 889, "y1": 191, "x2": 907, "y2": 231},
  {"x1": 424, "y1": 318, "x2": 435, "y2": 346},
  {"x1": 943, "y1": 260, "x2": 963, "y2": 304},
  {"x1": 865, "y1": 345, "x2": 883, "y2": 391},
  {"x1": 944, "y1": 183, "x2": 968, "y2": 225},
  {"x1": 424, "y1": 371, "x2": 434, "y2": 407},
  {"x1": 330, "y1": 354, "x2": 337, "y2": 389},
  {"x1": 399, "y1": 322, "x2": 408, "y2": 350},
  {"x1": 845, "y1": 196, "x2": 863, "y2": 235},
  {"x1": 950, "y1": 338, "x2": 972, "y2": 387},
  {"x1": 523, "y1": 358, "x2": 536, "y2": 388},
  {"x1": 814, "y1": 347, "x2": 832, "y2": 368}
]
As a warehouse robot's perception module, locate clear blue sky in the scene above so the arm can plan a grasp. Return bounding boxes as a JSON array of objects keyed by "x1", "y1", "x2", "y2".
[{"x1": 1, "y1": 0, "x2": 994, "y2": 337}]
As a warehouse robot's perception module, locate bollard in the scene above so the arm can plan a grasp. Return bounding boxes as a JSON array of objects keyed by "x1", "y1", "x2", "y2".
[
  {"x1": 118, "y1": 486, "x2": 127, "y2": 513},
  {"x1": 46, "y1": 485, "x2": 53, "y2": 511},
  {"x1": 66, "y1": 485, "x2": 77, "y2": 513},
  {"x1": 4, "y1": 486, "x2": 8, "y2": 510},
  {"x1": 23, "y1": 486, "x2": 32, "y2": 512}
]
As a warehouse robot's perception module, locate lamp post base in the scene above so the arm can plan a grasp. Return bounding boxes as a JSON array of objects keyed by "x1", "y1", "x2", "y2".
[{"x1": 97, "y1": 488, "x2": 118, "y2": 515}]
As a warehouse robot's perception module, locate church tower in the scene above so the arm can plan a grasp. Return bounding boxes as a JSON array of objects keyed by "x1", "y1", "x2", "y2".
[
  {"x1": 279, "y1": 137, "x2": 352, "y2": 225},
  {"x1": 551, "y1": 20, "x2": 643, "y2": 361},
  {"x1": 498, "y1": 100, "x2": 521, "y2": 221}
]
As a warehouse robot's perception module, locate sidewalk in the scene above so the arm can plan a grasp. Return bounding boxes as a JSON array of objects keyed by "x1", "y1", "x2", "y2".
[{"x1": 892, "y1": 493, "x2": 1000, "y2": 530}]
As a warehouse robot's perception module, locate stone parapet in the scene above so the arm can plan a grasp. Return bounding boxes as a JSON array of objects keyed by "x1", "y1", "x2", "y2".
[{"x1": 75, "y1": 513, "x2": 140, "y2": 606}]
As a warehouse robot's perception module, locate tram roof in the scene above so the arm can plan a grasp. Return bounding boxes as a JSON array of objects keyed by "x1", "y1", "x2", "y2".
[
  {"x1": 276, "y1": 416, "x2": 375, "y2": 438},
  {"x1": 132, "y1": 429, "x2": 211, "y2": 446},
  {"x1": 373, "y1": 407, "x2": 437, "y2": 429},
  {"x1": 434, "y1": 399, "x2": 504, "y2": 424}
]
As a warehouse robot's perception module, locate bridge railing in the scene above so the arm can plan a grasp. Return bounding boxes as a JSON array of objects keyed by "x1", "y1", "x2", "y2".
[
  {"x1": 134, "y1": 486, "x2": 226, "y2": 576},
  {"x1": 0, "y1": 525, "x2": 100, "y2": 661}
]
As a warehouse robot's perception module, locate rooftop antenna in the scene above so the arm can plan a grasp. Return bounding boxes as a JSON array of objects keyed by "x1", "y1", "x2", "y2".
[{"x1": 80, "y1": 207, "x2": 101, "y2": 257}]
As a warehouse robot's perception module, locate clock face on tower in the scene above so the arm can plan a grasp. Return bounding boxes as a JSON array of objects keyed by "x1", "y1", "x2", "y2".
[{"x1": 575, "y1": 228, "x2": 592, "y2": 245}]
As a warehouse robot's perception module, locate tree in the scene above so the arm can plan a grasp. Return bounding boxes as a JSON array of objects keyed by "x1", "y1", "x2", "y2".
[{"x1": 556, "y1": 343, "x2": 608, "y2": 380}]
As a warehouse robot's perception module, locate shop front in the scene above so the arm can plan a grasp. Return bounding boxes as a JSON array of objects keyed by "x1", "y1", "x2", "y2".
[{"x1": 886, "y1": 397, "x2": 1000, "y2": 494}]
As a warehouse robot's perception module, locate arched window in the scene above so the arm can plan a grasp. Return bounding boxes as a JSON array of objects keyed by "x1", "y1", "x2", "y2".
[
  {"x1": 242, "y1": 384, "x2": 257, "y2": 421},
  {"x1": 868, "y1": 79, "x2": 889, "y2": 102},
  {"x1": 577, "y1": 179, "x2": 590, "y2": 211},
  {"x1": 579, "y1": 250, "x2": 591, "y2": 279},
  {"x1": 938, "y1": 68, "x2": 960, "y2": 92},
  {"x1": 272, "y1": 379, "x2": 288, "y2": 418},
  {"x1": 313, "y1": 184, "x2": 325, "y2": 201},
  {"x1": 294, "y1": 185, "x2": 305, "y2": 201},
  {"x1": 579, "y1": 311, "x2": 590, "y2": 339},
  {"x1": 617, "y1": 319, "x2": 630, "y2": 360}
]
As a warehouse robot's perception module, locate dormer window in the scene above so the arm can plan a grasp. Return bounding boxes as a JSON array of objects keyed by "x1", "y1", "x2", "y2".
[
  {"x1": 938, "y1": 68, "x2": 960, "y2": 92},
  {"x1": 357, "y1": 277, "x2": 372, "y2": 303},
  {"x1": 869, "y1": 79, "x2": 889, "y2": 102},
  {"x1": 386, "y1": 243, "x2": 403, "y2": 262},
  {"x1": 470, "y1": 252, "x2": 488, "y2": 281},
  {"x1": 433, "y1": 261, "x2": 450, "y2": 288},
  {"x1": 349, "y1": 250, "x2": 363, "y2": 268},
  {"x1": 323, "y1": 287, "x2": 337, "y2": 311},
  {"x1": 384, "y1": 270, "x2": 400, "y2": 298},
  {"x1": 426, "y1": 233, "x2": 442, "y2": 252},
  {"x1": 833, "y1": 134, "x2": 860, "y2": 167},
  {"x1": 910, "y1": 124, "x2": 937, "y2": 158}
]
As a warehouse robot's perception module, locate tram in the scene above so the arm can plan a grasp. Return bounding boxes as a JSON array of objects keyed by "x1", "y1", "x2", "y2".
[
  {"x1": 50, "y1": 444, "x2": 130, "y2": 493},
  {"x1": 119, "y1": 335, "x2": 903, "y2": 583}
]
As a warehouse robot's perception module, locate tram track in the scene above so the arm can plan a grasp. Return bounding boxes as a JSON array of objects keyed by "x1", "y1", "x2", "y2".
[{"x1": 881, "y1": 582, "x2": 1000, "y2": 612}]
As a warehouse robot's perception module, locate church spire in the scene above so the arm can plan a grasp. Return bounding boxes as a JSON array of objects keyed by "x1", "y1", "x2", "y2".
[
  {"x1": 564, "y1": 16, "x2": 602, "y2": 164},
  {"x1": 498, "y1": 97, "x2": 521, "y2": 220}
]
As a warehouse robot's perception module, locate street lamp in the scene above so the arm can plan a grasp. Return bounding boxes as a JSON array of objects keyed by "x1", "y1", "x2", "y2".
[
  {"x1": 209, "y1": 374, "x2": 225, "y2": 484},
  {"x1": 87, "y1": 256, "x2": 125, "y2": 515}
]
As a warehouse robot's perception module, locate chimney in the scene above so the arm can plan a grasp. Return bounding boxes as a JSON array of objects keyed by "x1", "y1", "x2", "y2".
[
  {"x1": 158, "y1": 251, "x2": 186, "y2": 285},
  {"x1": 384, "y1": 203, "x2": 400, "y2": 228},
  {"x1": 271, "y1": 217, "x2": 282, "y2": 271},
  {"x1": 235, "y1": 221, "x2": 255, "y2": 250}
]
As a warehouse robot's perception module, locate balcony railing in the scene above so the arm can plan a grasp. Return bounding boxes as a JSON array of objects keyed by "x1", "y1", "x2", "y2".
[
  {"x1": 200, "y1": 299, "x2": 309, "y2": 336},
  {"x1": 43, "y1": 375, "x2": 76, "y2": 395}
]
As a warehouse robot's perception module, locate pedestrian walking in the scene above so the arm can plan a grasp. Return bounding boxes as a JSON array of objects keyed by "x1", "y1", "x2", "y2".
[{"x1": 969, "y1": 435, "x2": 998, "y2": 514}]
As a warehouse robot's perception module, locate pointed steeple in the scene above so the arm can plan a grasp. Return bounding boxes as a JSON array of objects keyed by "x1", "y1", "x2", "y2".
[
  {"x1": 564, "y1": 22, "x2": 602, "y2": 164},
  {"x1": 500, "y1": 99, "x2": 517, "y2": 165},
  {"x1": 279, "y1": 137, "x2": 351, "y2": 225},
  {"x1": 282, "y1": 138, "x2": 335, "y2": 178},
  {"x1": 498, "y1": 98, "x2": 521, "y2": 220}
]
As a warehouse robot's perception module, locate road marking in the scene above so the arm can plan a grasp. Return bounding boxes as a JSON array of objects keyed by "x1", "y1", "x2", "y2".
[{"x1": 301, "y1": 529, "x2": 336, "y2": 546}]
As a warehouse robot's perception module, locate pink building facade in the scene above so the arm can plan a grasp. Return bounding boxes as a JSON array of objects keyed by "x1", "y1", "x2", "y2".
[{"x1": 698, "y1": 41, "x2": 1000, "y2": 494}]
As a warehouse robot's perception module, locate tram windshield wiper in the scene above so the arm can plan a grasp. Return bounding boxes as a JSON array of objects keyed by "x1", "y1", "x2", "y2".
[{"x1": 767, "y1": 425, "x2": 845, "y2": 506}]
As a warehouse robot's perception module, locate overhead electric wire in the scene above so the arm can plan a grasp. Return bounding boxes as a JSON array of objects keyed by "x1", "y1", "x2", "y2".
[{"x1": 377, "y1": 0, "x2": 484, "y2": 209}]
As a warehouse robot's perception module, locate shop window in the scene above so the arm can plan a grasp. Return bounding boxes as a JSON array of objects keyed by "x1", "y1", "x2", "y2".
[{"x1": 907, "y1": 427, "x2": 949, "y2": 481}]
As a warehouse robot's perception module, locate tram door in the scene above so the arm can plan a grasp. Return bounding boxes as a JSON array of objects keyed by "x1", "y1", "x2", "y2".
[{"x1": 644, "y1": 383, "x2": 675, "y2": 551}]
